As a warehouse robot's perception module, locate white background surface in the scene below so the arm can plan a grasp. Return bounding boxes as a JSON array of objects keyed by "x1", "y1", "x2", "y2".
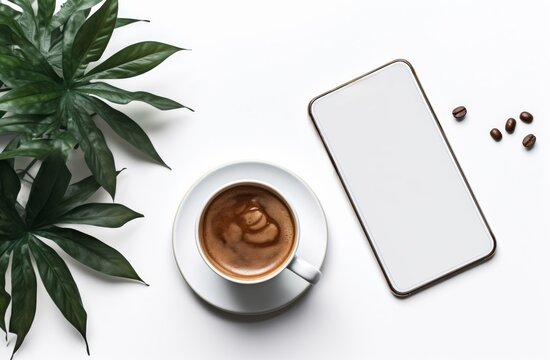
[{"x1": 2, "y1": 0, "x2": 549, "y2": 359}]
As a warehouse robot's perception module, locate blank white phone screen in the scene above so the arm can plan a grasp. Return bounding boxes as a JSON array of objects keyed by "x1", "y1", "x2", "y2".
[{"x1": 310, "y1": 61, "x2": 495, "y2": 295}]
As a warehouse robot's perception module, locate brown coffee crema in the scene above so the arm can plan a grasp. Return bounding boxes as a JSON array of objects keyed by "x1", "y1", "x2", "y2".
[{"x1": 199, "y1": 184, "x2": 296, "y2": 281}]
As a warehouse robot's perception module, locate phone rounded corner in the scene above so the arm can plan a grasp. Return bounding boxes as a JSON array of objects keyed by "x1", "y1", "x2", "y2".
[
  {"x1": 389, "y1": 59, "x2": 418, "y2": 74},
  {"x1": 308, "y1": 95, "x2": 322, "y2": 119},
  {"x1": 389, "y1": 283, "x2": 414, "y2": 299},
  {"x1": 483, "y1": 235, "x2": 498, "y2": 261}
]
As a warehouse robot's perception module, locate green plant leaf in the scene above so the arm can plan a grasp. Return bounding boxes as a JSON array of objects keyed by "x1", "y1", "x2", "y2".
[
  {"x1": 0, "y1": 54, "x2": 56, "y2": 88},
  {"x1": 115, "y1": 18, "x2": 149, "y2": 28},
  {"x1": 26, "y1": 154, "x2": 71, "y2": 227},
  {"x1": 0, "y1": 244, "x2": 12, "y2": 337},
  {"x1": 49, "y1": 27, "x2": 63, "y2": 51},
  {"x1": 0, "y1": 156, "x2": 145, "y2": 356},
  {"x1": 2, "y1": 134, "x2": 21, "y2": 167},
  {"x1": 0, "y1": 16, "x2": 59, "y2": 80},
  {"x1": 50, "y1": 131, "x2": 79, "y2": 158},
  {"x1": 0, "y1": 198, "x2": 25, "y2": 239},
  {"x1": 0, "y1": 136, "x2": 70, "y2": 161},
  {"x1": 28, "y1": 236, "x2": 89, "y2": 354},
  {"x1": 0, "y1": 1, "x2": 187, "y2": 354},
  {"x1": 68, "y1": 0, "x2": 118, "y2": 80},
  {"x1": 76, "y1": 81, "x2": 186, "y2": 110},
  {"x1": 0, "y1": 82, "x2": 62, "y2": 115},
  {"x1": 58, "y1": 203, "x2": 143, "y2": 228},
  {"x1": 50, "y1": 170, "x2": 121, "y2": 219},
  {"x1": 9, "y1": 241, "x2": 37, "y2": 357},
  {"x1": 0, "y1": 167, "x2": 23, "y2": 237},
  {"x1": 86, "y1": 96, "x2": 169, "y2": 168},
  {"x1": 65, "y1": 100, "x2": 117, "y2": 198},
  {"x1": 0, "y1": 13, "x2": 26, "y2": 40},
  {"x1": 62, "y1": 11, "x2": 86, "y2": 82},
  {"x1": 36, "y1": 227, "x2": 144, "y2": 283},
  {"x1": 0, "y1": 3, "x2": 20, "y2": 18},
  {"x1": 37, "y1": 0, "x2": 56, "y2": 27},
  {"x1": 8, "y1": 0, "x2": 33, "y2": 15},
  {"x1": 0, "y1": 142, "x2": 53, "y2": 160},
  {"x1": 83, "y1": 41, "x2": 183, "y2": 80},
  {"x1": 9, "y1": 0, "x2": 38, "y2": 45},
  {"x1": 0, "y1": 114, "x2": 52, "y2": 135},
  {"x1": 0, "y1": 160, "x2": 21, "y2": 205},
  {"x1": 50, "y1": 0, "x2": 103, "y2": 29},
  {"x1": 53, "y1": 174, "x2": 101, "y2": 217}
]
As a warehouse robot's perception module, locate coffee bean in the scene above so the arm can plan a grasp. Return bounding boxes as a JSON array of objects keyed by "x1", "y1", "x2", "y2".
[
  {"x1": 519, "y1": 111, "x2": 533, "y2": 124},
  {"x1": 505, "y1": 118, "x2": 516, "y2": 133},
  {"x1": 490, "y1": 128, "x2": 502, "y2": 141},
  {"x1": 452, "y1": 106, "x2": 467, "y2": 120},
  {"x1": 522, "y1": 134, "x2": 536, "y2": 149}
]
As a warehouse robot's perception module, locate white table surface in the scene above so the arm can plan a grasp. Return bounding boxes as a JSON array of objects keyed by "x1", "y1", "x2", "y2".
[{"x1": 3, "y1": 0, "x2": 549, "y2": 359}]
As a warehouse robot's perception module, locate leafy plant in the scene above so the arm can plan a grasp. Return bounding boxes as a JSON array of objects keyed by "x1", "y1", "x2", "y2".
[
  {"x1": 0, "y1": 155, "x2": 144, "y2": 357},
  {"x1": 0, "y1": 0, "x2": 190, "y2": 198},
  {"x1": 0, "y1": 0, "x2": 189, "y2": 357}
]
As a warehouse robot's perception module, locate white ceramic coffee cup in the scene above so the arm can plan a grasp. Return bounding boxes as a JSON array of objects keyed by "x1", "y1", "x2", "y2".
[{"x1": 196, "y1": 181, "x2": 322, "y2": 285}]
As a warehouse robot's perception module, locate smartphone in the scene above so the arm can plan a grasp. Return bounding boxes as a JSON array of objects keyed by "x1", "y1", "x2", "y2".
[{"x1": 309, "y1": 60, "x2": 496, "y2": 297}]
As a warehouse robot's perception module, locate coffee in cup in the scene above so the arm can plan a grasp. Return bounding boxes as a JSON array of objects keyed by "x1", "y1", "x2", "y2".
[{"x1": 197, "y1": 182, "x2": 321, "y2": 284}]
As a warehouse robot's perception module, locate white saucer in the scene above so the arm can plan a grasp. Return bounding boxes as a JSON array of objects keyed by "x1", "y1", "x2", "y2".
[{"x1": 172, "y1": 162, "x2": 328, "y2": 315}]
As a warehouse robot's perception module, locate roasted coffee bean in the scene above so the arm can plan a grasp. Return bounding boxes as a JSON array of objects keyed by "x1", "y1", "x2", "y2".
[
  {"x1": 490, "y1": 128, "x2": 502, "y2": 141},
  {"x1": 452, "y1": 106, "x2": 467, "y2": 120},
  {"x1": 505, "y1": 118, "x2": 516, "y2": 133},
  {"x1": 522, "y1": 134, "x2": 536, "y2": 149},
  {"x1": 519, "y1": 111, "x2": 533, "y2": 124}
]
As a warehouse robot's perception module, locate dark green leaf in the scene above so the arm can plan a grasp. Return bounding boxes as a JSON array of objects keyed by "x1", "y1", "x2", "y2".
[
  {"x1": 38, "y1": 28, "x2": 52, "y2": 55},
  {"x1": 50, "y1": 0, "x2": 103, "y2": 29},
  {"x1": 0, "y1": 4, "x2": 20, "y2": 18},
  {"x1": 26, "y1": 155, "x2": 71, "y2": 227},
  {"x1": 8, "y1": 0, "x2": 33, "y2": 15},
  {"x1": 0, "y1": 160, "x2": 20, "y2": 206},
  {"x1": 0, "y1": 14, "x2": 26, "y2": 39},
  {"x1": 50, "y1": 131, "x2": 79, "y2": 159},
  {"x1": 65, "y1": 99, "x2": 117, "y2": 198},
  {"x1": 62, "y1": 11, "x2": 86, "y2": 81},
  {"x1": 76, "y1": 82, "x2": 186, "y2": 110},
  {"x1": 0, "y1": 197, "x2": 25, "y2": 239},
  {"x1": 0, "y1": 31, "x2": 9, "y2": 46},
  {"x1": 0, "y1": 82, "x2": 62, "y2": 115},
  {"x1": 37, "y1": 0, "x2": 56, "y2": 27},
  {"x1": 2, "y1": 134, "x2": 20, "y2": 167},
  {"x1": 36, "y1": 227, "x2": 144, "y2": 283},
  {"x1": 0, "y1": 18, "x2": 59, "y2": 79},
  {"x1": 0, "y1": 115, "x2": 51, "y2": 135},
  {"x1": 54, "y1": 175, "x2": 101, "y2": 217},
  {"x1": 9, "y1": 0, "x2": 37, "y2": 44},
  {"x1": 83, "y1": 41, "x2": 183, "y2": 80},
  {"x1": 86, "y1": 96, "x2": 169, "y2": 168},
  {"x1": 115, "y1": 18, "x2": 149, "y2": 28},
  {"x1": 9, "y1": 242, "x2": 37, "y2": 357},
  {"x1": 0, "y1": 54, "x2": 55, "y2": 87},
  {"x1": 58, "y1": 203, "x2": 143, "y2": 228},
  {"x1": 49, "y1": 27, "x2": 63, "y2": 52},
  {"x1": 28, "y1": 236, "x2": 89, "y2": 354},
  {"x1": 51, "y1": 170, "x2": 122, "y2": 218},
  {"x1": 0, "y1": 243, "x2": 12, "y2": 336},
  {"x1": 1, "y1": 136, "x2": 68, "y2": 162},
  {"x1": 0, "y1": 141, "x2": 53, "y2": 160},
  {"x1": 68, "y1": 0, "x2": 118, "y2": 80}
]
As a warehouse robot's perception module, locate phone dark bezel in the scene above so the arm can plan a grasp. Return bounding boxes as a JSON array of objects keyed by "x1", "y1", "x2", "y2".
[{"x1": 308, "y1": 59, "x2": 497, "y2": 298}]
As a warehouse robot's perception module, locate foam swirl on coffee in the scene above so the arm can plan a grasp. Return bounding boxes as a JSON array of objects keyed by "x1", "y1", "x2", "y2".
[{"x1": 199, "y1": 184, "x2": 295, "y2": 280}]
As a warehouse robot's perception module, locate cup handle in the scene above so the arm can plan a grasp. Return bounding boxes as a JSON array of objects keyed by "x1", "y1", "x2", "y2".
[{"x1": 287, "y1": 256, "x2": 321, "y2": 284}]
